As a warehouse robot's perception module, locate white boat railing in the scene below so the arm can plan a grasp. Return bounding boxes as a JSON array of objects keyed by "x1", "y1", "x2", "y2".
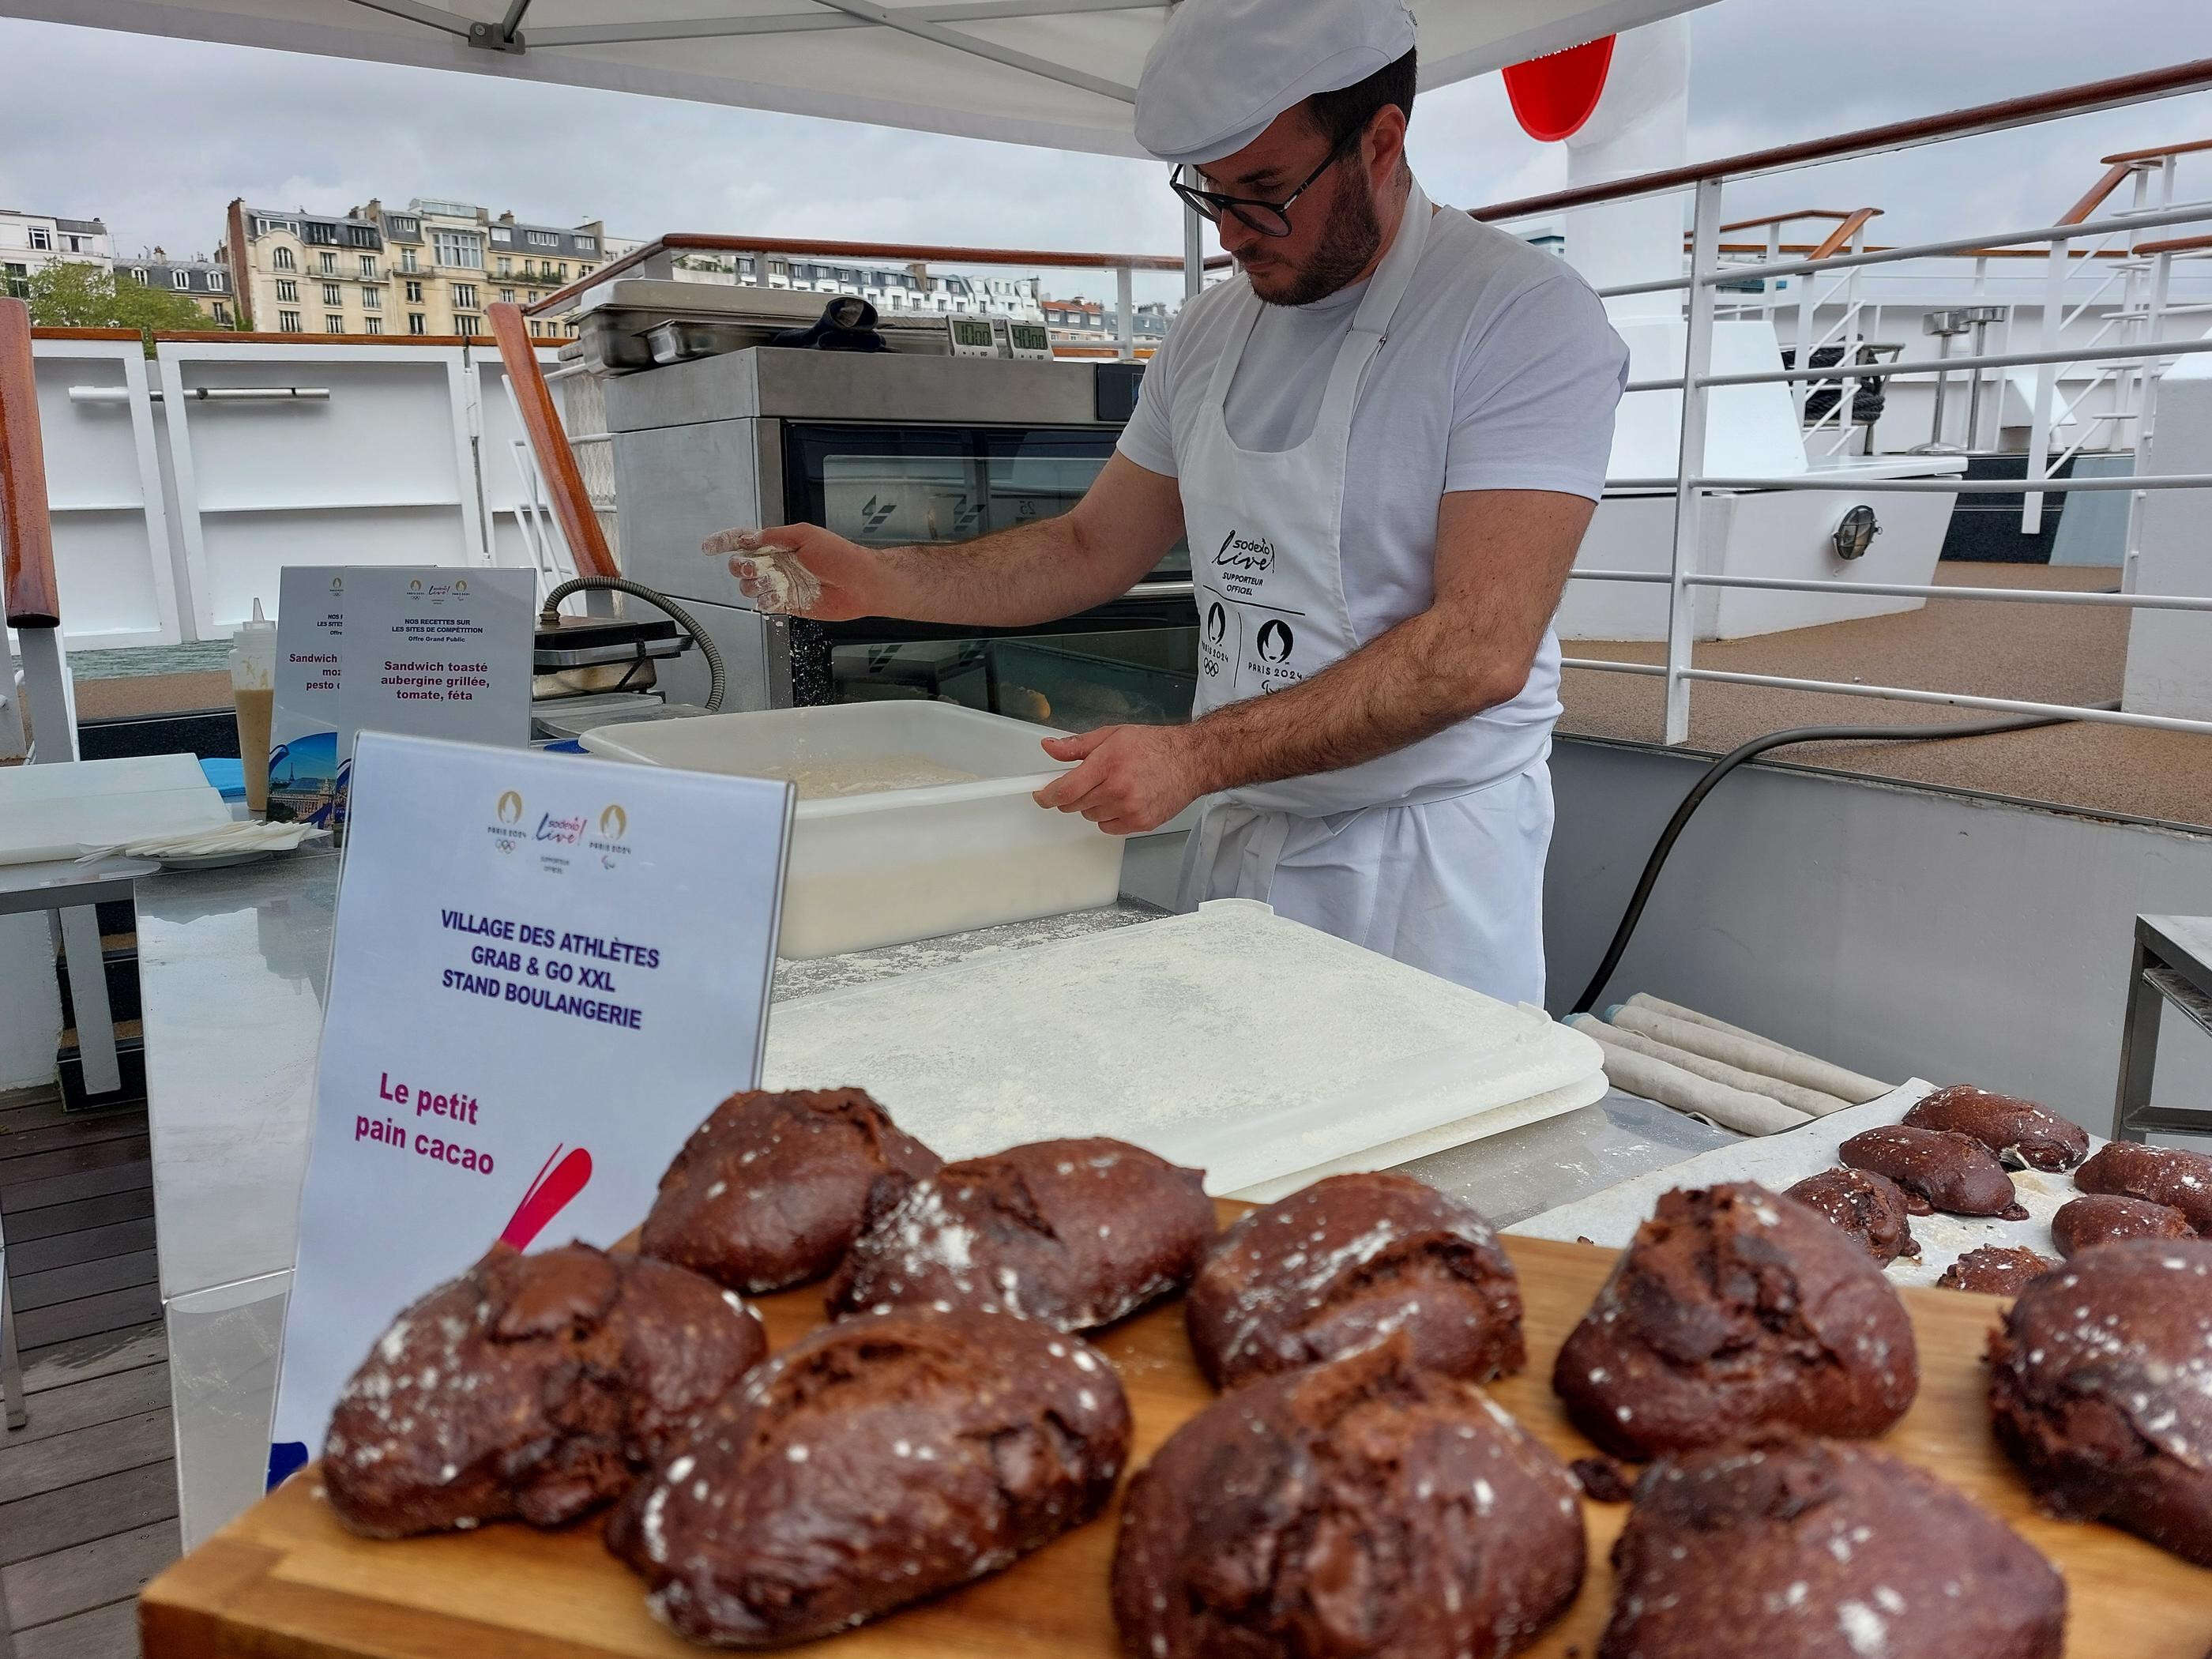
[{"x1": 1468, "y1": 55, "x2": 2212, "y2": 746}]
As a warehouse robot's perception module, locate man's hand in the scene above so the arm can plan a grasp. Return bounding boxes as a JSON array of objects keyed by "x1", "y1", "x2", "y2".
[
  {"x1": 706, "y1": 523, "x2": 896, "y2": 622},
  {"x1": 1031, "y1": 724, "x2": 1214, "y2": 836}
]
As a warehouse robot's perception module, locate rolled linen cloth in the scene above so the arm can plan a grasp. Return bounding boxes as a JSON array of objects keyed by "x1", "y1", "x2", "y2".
[
  {"x1": 1609, "y1": 1004, "x2": 1890, "y2": 1105},
  {"x1": 1567, "y1": 1014, "x2": 1808, "y2": 1137},
  {"x1": 1586, "y1": 1020, "x2": 1856, "y2": 1118}
]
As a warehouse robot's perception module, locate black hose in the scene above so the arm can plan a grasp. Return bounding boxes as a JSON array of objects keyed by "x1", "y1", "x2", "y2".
[
  {"x1": 540, "y1": 576, "x2": 726, "y2": 714},
  {"x1": 1569, "y1": 702, "x2": 2121, "y2": 1016}
]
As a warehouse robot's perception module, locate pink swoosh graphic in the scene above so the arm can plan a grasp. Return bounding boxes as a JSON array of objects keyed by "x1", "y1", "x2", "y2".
[{"x1": 499, "y1": 1144, "x2": 594, "y2": 1249}]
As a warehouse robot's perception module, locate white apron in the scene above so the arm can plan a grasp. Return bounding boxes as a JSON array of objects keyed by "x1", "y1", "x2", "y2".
[{"x1": 1173, "y1": 180, "x2": 1553, "y2": 1005}]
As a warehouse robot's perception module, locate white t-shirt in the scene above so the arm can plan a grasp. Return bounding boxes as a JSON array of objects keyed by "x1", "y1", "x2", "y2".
[{"x1": 1119, "y1": 201, "x2": 1628, "y2": 756}]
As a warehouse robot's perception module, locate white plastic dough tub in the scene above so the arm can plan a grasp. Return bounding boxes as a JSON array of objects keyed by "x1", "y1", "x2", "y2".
[
  {"x1": 762, "y1": 900, "x2": 1608, "y2": 1198},
  {"x1": 579, "y1": 701, "x2": 1125, "y2": 958}
]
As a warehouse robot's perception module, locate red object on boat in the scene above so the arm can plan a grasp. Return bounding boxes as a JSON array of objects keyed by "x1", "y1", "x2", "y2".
[
  {"x1": 1503, "y1": 36, "x2": 1616, "y2": 142},
  {"x1": 500, "y1": 1145, "x2": 594, "y2": 1250}
]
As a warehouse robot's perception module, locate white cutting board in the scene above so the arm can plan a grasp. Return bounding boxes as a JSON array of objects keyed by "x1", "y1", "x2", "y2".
[
  {"x1": 0, "y1": 753, "x2": 231, "y2": 866},
  {"x1": 762, "y1": 899, "x2": 1606, "y2": 1198},
  {"x1": 1511, "y1": 1082, "x2": 2112, "y2": 1289}
]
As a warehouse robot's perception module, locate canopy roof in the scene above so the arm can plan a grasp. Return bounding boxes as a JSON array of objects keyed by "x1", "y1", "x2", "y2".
[{"x1": 8, "y1": 0, "x2": 1713, "y2": 156}]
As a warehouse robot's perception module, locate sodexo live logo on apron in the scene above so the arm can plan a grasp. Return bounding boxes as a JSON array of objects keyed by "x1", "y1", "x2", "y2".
[{"x1": 1213, "y1": 529, "x2": 1277, "y2": 600}]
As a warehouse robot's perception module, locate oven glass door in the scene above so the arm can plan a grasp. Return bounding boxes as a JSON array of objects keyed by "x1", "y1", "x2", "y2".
[{"x1": 786, "y1": 423, "x2": 1194, "y2": 725}]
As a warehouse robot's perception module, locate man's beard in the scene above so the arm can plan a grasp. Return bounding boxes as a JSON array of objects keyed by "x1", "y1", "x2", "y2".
[{"x1": 1245, "y1": 167, "x2": 1382, "y2": 307}]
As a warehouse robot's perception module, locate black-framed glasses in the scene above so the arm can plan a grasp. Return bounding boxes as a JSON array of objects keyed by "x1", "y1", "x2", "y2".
[{"x1": 1170, "y1": 135, "x2": 1356, "y2": 239}]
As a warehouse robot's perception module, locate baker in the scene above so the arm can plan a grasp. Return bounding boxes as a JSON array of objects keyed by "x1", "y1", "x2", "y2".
[{"x1": 723, "y1": 0, "x2": 1627, "y2": 1003}]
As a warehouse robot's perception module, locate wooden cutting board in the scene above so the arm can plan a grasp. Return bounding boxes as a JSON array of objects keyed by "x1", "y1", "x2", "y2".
[{"x1": 141, "y1": 1229, "x2": 2212, "y2": 1658}]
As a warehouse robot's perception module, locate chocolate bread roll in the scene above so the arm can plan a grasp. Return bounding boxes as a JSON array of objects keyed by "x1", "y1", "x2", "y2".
[
  {"x1": 2074, "y1": 1142, "x2": 2212, "y2": 1235},
  {"x1": 324, "y1": 1242, "x2": 766, "y2": 1537},
  {"x1": 606, "y1": 1307, "x2": 1129, "y2": 1645},
  {"x1": 1903, "y1": 1085, "x2": 2089, "y2": 1172},
  {"x1": 1601, "y1": 1434, "x2": 2066, "y2": 1659},
  {"x1": 1183, "y1": 1171, "x2": 1522, "y2": 1391},
  {"x1": 826, "y1": 1137, "x2": 1213, "y2": 1331},
  {"x1": 1988, "y1": 1236, "x2": 2212, "y2": 1566},
  {"x1": 2052, "y1": 1193, "x2": 2194, "y2": 1258},
  {"x1": 1936, "y1": 1246, "x2": 2056, "y2": 1296},
  {"x1": 1839, "y1": 1125, "x2": 2026, "y2": 1219},
  {"x1": 1785, "y1": 1167, "x2": 1921, "y2": 1263},
  {"x1": 640, "y1": 1087, "x2": 939, "y2": 1293},
  {"x1": 1552, "y1": 1184, "x2": 1917, "y2": 1460},
  {"x1": 1112, "y1": 1337, "x2": 1583, "y2": 1659}
]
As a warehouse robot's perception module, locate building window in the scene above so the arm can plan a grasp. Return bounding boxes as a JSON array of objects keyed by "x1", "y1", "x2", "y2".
[
  {"x1": 408, "y1": 312, "x2": 426, "y2": 336},
  {"x1": 318, "y1": 251, "x2": 337, "y2": 274},
  {"x1": 404, "y1": 280, "x2": 423, "y2": 303},
  {"x1": 400, "y1": 248, "x2": 419, "y2": 273},
  {"x1": 175, "y1": 270, "x2": 192, "y2": 291},
  {"x1": 275, "y1": 278, "x2": 298, "y2": 302},
  {"x1": 526, "y1": 230, "x2": 557, "y2": 247},
  {"x1": 576, "y1": 235, "x2": 596, "y2": 253},
  {"x1": 456, "y1": 314, "x2": 480, "y2": 337},
  {"x1": 346, "y1": 224, "x2": 378, "y2": 248},
  {"x1": 130, "y1": 266, "x2": 149, "y2": 284},
  {"x1": 359, "y1": 254, "x2": 378, "y2": 279},
  {"x1": 495, "y1": 256, "x2": 512, "y2": 276},
  {"x1": 577, "y1": 264, "x2": 594, "y2": 279},
  {"x1": 490, "y1": 227, "x2": 510, "y2": 244},
  {"x1": 525, "y1": 290, "x2": 540, "y2": 304},
  {"x1": 2, "y1": 263, "x2": 27, "y2": 299},
  {"x1": 431, "y1": 229, "x2": 483, "y2": 269},
  {"x1": 529, "y1": 319, "x2": 543, "y2": 337},
  {"x1": 319, "y1": 281, "x2": 340, "y2": 306},
  {"x1": 272, "y1": 246, "x2": 295, "y2": 271},
  {"x1": 498, "y1": 288, "x2": 516, "y2": 305},
  {"x1": 363, "y1": 316, "x2": 382, "y2": 335},
  {"x1": 302, "y1": 221, "x2": 338, "y2": 246},
  {"x1": 278, "y1": 310, "x2": 302, "y2": 333},
  {"x1": 252, "y1": 216, "x2": 270, "y2": 235},
  {"x1": 62, "y1": 234, "x2": 89, "y2": 254},
  {"x1": 361, "y1": 286, "x2": 381, "y2": 308},
  {"x1": 209, "y1": 270, "x2": 226, "y2": 290},
  {"x1": 451, "y1": 282, "x2": 477, "y2": 310},
  {"x1": 386, "y1": 216, "x2": 417, "y2": 236},
  {"x1": 325, "y1": 314, "x2": 344, "y2": 333},
  {"x1": 28, "y1": 227, "x2": 51, "y2": 250},
  {"x1": 212, "y1": 301, "x2": 230, "y2": 325}
]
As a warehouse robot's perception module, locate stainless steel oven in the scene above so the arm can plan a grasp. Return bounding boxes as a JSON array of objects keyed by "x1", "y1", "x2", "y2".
[{"x1": 602, "y1": 347, "x2": 1194, "y2": 727}]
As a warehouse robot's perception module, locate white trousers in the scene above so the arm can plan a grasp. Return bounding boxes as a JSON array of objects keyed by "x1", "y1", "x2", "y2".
[{"x1": 1175, "y1": 758, "x2": 1554, "y2": 1006}]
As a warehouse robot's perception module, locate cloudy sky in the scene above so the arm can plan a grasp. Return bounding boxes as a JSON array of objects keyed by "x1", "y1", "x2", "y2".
[{"x1": 0, "y1": 0, "x2": 2206, "y2": 304}]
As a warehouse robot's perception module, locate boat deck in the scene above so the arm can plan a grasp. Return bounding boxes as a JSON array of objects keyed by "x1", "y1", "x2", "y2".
[
  {"x1": 1560, "y1": 562, "x2": 2212, "y2": 833},
  {"x1": 0, "y1": 1086, "x2": 174, "y2": 1658}
]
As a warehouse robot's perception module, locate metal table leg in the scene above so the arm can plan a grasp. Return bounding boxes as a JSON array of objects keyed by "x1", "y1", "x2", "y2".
[
  {"x1": 54, "y1": 904, "x2": 122, "y2": 1098},
  {"x1": 0, "y1": 1210, "x2": 21, "y2": 1431},
  {"x1": 2115, "y1": 931, "x2": 2165, "y2": 1143}
]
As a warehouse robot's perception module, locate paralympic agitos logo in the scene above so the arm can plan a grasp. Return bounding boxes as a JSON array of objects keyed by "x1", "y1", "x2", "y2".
[{"x1": 1215, "y1": 530, "x2": 1276, "y2": 573}]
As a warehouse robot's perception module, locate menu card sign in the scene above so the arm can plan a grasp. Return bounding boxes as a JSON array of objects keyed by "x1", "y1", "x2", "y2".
[
  {"x1": 268, "y1": 566, "x2": 535, "y2": 829},
  {"x1": 267, "y1": 731, "x2": 792, "y2": 1484}
]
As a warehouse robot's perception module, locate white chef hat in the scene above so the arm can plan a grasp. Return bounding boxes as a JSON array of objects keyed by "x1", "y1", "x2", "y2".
[{"x1": 1134, "y1": 0, "x2": 1417, "y2": 169}]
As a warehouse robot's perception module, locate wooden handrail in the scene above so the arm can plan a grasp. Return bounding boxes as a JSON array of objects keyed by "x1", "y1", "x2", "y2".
[
  {"x1": 528, "y1": 232, "x2": 1201, "y2": 318},
  {"x1": 1718, "y1": 209, "x2": 1865, "y2": 232},
  {"x1": 2134, "y1": 232, "x2": 2212, "y2": 256},
  {"x1": 486, "y1": 302, "x2": 617, "y2": 583},
  {"x1": 1810, "y1": 207, "x2": 1883, "y2": 260},
  {"x1": 1467, "y1": 55, "x2": 2212, "y2": 222},
  {"x1": 2100, "y1": 136, "x2": 2212, "y2": 164},
  {"x1": 0, "y1": 299, "x2": 60, "y2": 630},
  {"x1": 2060, "y1": 162, "x2": 2139, "y2": 226}
]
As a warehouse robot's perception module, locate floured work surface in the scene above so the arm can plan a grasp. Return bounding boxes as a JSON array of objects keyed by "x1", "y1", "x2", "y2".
[
  {"x1": 142, "y1": 1228, "x2": 2212, "y2": 1659},
  {"x1": 763, "y1": 900, "x2": 1604, "y2": 1195},
  {"x1": 1516, "y1": 1084, "x2": 2115, "y2": 1290}
]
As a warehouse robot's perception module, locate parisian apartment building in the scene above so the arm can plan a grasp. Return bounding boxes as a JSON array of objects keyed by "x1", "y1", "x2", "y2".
[
  {"x1": 118, "y1": 250, "x2": 237, "y2": 324},
  {"x1": 219, "y1": 195, "x2": 626, "y2": 336},
  {"x1": 0, "y1": 206, "x2": 113, "y2": 297}
]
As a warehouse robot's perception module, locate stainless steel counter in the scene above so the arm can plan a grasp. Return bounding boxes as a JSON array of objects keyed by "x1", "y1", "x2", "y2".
[{"x1": 134, "y1": 851, "x2": 1731, "y2": 1548}]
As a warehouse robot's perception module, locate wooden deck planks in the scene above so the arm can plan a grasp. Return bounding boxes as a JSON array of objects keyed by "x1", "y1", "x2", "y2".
[
  {"x1": 0, "y1": 1413, "x2": 176, "y2": 1505},
  {"x1": 13, "y1": 1598, "x2": 140, "y2": 1659},
  {"x1": 3, "y1": 1520, "x2": 180, "y2": 1629},
  {"x1": 0, "y1": 1090, "x2": 177, "y2": 1656},
  {"x1": 0, "y1": 1364, "x2": 167, "y2": 1446}
]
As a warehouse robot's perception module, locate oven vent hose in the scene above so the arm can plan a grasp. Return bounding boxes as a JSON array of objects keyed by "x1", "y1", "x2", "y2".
[
  {"x1": 1571, "y1": 700, "x2": 2122, "y2": 1017},
  {"x1": 540, "y1": 576, "x2": 726, "y2": 714}
]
